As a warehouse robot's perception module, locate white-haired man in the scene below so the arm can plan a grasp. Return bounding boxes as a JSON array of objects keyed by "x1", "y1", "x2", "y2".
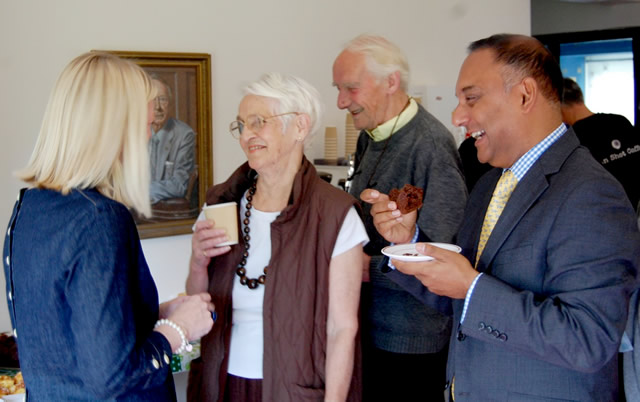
[
  {"x1": 149, "y1": 76, "x2": 196, "y2": 204},
  {"x1": 332, "y1": 34, "x2": 468, "y2": 401}
]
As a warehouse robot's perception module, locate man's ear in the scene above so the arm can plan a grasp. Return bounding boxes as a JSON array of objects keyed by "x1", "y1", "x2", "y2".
[
  {"x1": 519, "y1": 77, "x2": 538, "y2": 113},
  {"x1": 386, "y1": 71, "x2": 402, "y2": 94}
]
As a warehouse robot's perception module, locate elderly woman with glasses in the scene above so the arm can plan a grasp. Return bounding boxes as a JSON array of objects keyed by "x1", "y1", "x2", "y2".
[{"x1": 186, "y1": 73, "x2": 367, "y2": 402}]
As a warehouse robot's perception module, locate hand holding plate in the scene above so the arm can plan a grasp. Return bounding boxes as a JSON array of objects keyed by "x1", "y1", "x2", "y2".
[{"x1": 392, "y1": 243, "x2": 478, "y2": 299}]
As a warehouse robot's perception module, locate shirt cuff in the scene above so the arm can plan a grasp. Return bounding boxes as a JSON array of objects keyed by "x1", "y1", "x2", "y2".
[
  {"x1": 620, "y1": 331, "x2": 633, "y2": 353},
  {"x1": 386, "y1": 224, "x2": 420, "y2": 271},
  {"x1": 460, "y1": 273, "x2": 483, "y2": 323}
]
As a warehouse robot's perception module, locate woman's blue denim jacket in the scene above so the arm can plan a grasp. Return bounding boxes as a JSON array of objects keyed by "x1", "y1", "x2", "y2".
[{"x1": 3, "y1": 188, "x2": 176, "y2": 401}]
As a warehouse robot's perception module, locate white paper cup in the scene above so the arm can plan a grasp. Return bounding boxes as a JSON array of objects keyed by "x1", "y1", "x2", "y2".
[{"x1": 203, "y1": 202, "x2": 239, "y2": 246}]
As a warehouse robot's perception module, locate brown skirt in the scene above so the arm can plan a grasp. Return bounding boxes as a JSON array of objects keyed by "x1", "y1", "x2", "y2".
[{"x1": 223, "y1": 374, "x2": 263, "y2": 402}]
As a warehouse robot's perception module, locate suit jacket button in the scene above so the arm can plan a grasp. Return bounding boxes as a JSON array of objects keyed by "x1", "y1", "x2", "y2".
[
  {"x1": 491, "y1": 329, "x2": 500, "y2": 338},
  {"x1": 498, "y1": 333, "x2": 508, "y2": 342},
  {"x1": 478, "y1": 322, "x2": 485, "y2": 330},
  {"x1": 457, "y1": 330, "x2": 466, "y2": 341}
]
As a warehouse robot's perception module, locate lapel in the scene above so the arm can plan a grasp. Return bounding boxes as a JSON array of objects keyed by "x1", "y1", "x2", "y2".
[{"x1": 474, "y1": 128, "x2": 581, "y2": 273}]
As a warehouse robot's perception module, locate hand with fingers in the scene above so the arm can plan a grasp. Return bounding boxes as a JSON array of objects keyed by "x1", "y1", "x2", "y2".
[
  {"x1": 186, "y1": 219, "x2": 233, "y2": 295},
  {"x1": 165, "y1": 293, "x2": 216, "y2": 340},
  {"x1": 360, "y1": 188, "x2": 417, "y2": 245},
  {"x1": 155, "y1": 292, "x2": 216, "y2": 353},
  {"x1": 191, "y1": 220, "x2": 232, "y2": 271},
  {"x1": 392, "y1": 243, "x2": 478, "y2": 299}
]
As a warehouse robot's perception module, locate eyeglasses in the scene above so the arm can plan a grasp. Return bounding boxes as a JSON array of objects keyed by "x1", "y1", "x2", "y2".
[
  {"x1": 154, "y1": 96, "x2": 169, "y2": 106},
  {"x1": 229, "y1": 112, "x2": 298, "y2": 139}
]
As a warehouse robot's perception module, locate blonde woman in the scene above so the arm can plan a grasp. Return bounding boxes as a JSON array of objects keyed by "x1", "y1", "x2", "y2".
[{"x1": 2, "y1": 52, "x2": 215, "y2": 401}]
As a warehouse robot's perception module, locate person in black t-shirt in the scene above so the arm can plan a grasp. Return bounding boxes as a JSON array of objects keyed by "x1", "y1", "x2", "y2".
[{"x1": 561, "y1": 77, "x2": 640, "y2": 208}]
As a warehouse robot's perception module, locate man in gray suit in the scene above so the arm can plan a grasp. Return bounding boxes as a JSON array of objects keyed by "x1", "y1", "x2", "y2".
[
  {"x1": 363, "y1": 34, "x2": 640, "y2": 400},
  {"x1": 149, "y1": 76, "x2": 196, "y2": 204}
]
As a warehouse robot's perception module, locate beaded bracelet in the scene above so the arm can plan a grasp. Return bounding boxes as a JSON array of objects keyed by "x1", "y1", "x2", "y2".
[{"x1": 154, "y1": 319, "x2": 193, "y2": 354}]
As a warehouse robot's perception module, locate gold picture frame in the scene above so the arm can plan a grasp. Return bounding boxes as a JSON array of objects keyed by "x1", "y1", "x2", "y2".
[{"x1": 98, "y1": 50, "x2": 213, "y2": 239}]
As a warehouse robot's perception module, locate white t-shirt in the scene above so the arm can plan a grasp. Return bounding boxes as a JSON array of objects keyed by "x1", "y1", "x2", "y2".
[{"x1": 223, "y1": 194, "x2": 368, "y2": 379}]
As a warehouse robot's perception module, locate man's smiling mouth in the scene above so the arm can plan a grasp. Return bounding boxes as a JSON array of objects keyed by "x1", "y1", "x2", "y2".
[{"x1": 470, "y1": 130, "x2": 485, "y2": 139}]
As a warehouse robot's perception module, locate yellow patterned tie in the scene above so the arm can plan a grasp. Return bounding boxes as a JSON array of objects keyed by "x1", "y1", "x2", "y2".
[{"x1": 475, "y1": 170, "x2": 518, "y2": 267}]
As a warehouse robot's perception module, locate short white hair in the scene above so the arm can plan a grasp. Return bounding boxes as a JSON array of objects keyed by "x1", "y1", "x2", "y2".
[
  {"x1": 18, "y1": 52, "x2": 155, "y2": 217},
  {"x1": 244, "y1": 72, "x2": 324, "y2": 146},
  {"x1": 343, "y1": 34, "x2": 410, "y2": 92}
]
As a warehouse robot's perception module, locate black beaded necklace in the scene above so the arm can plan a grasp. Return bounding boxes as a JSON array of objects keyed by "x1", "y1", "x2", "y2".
[{"x1": 235, "y1": 180, "x2": 267, "y2": 289}]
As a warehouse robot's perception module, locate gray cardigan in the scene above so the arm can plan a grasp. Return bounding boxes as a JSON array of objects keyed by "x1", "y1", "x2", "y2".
[{"x1": 349, "y1": 104, "x2": 468, "y2": 354}]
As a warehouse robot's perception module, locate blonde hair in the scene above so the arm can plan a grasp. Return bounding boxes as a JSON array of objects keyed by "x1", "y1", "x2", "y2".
[{"x1": 18, "y1": 52, "x2": 155, "y2": 217}]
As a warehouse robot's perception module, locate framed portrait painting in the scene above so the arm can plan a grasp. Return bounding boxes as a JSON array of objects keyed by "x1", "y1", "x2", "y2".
[{"x1": 98, "y1": 50, "x2": 213, "y2": 239}]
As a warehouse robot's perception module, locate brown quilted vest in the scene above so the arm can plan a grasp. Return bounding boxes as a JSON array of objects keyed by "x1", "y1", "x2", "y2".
[{"x1": 187, "y1": 157, "x2": 362, "y2": 401}]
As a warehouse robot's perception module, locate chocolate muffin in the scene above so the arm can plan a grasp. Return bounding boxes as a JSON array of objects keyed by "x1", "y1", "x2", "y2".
[{"x1": 389, "y1": 184, "x2": 424, "y2": 214}]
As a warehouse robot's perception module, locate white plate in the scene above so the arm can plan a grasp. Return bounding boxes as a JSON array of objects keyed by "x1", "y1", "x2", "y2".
[
  {"x1": 381, "y1": 242, "x2": 462, "y2": 261},
  {"x1": 1, "y1": 394, "x2": 25, "y2": 402}
]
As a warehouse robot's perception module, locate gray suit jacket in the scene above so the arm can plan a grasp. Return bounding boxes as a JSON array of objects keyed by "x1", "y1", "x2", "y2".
[
  {"x1": 389, "y1": 129, "x2": 640, "y2": 401},
  {"x1": 149, "y1": 118, "x2": 196, "y2": 203}
]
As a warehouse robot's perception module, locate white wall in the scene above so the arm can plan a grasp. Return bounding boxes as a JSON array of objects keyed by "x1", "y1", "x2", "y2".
[
  {"x1": 0, "y1": 0, "x2": 529, "y2": 332},
  {"x1": 531, "y1": 0, "x2": 640, "y2": 35}
]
